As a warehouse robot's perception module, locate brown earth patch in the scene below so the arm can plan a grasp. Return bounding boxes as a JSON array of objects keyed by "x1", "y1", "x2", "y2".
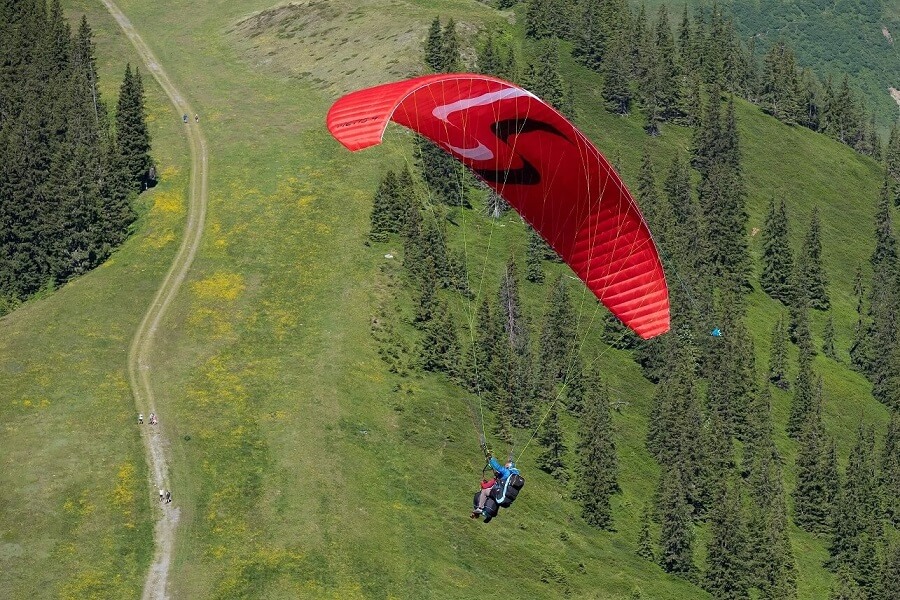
[{"x1": 226, "y1": 0, "x2": 484, "y2": 96}]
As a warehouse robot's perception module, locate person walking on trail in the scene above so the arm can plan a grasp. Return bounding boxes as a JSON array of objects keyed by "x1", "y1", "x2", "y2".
[
  {"x1": 194, "y1": 114, "x2": 199, "y2": 123},
  {"x1": 165, "y1": 490, "x2": 172, "y2": 504},
  {"x1": 159, "y1": 488, "x2": 164, "y2": 502},
  {"x1": 138, "y1": 413, "x2": 144, "y2": 424},
  {"x1": 182, "y1": 113, "x2": 188, "y2": 124}
]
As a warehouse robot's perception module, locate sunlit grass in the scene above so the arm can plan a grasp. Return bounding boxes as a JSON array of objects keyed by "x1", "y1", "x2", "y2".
[{"x1": 0, "y1": 0, "x2": 892, "y2": 598}]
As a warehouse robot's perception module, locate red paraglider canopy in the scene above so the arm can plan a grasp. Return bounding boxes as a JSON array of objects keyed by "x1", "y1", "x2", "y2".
[{"x1": 327, "y1": 73, "x2": 670, "y2": 339}]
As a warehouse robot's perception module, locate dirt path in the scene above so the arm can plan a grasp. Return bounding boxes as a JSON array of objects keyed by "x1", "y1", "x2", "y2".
[{"x1": 100, "y1": 1, "x2": 209, "y2": 598}]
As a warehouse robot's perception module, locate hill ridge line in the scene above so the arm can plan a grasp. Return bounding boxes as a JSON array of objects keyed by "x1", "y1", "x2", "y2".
[{"x1": 100, "y1": 1, "x2": 209, "y2": 598}]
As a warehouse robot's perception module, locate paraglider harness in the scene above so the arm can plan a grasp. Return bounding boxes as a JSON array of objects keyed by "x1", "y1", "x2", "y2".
[{"x1": 477, "y1": 445, "x2": 525, "y2": 523}]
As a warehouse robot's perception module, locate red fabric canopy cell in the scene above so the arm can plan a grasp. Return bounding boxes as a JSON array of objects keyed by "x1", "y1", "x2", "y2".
[{"x1": 327, "y1": 73, "x2": 670, "y2": 339}]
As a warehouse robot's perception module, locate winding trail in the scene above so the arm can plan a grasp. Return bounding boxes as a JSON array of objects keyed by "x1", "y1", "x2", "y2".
[{"x1": 100, "y1": 1, "x2": 209, "y2": 598}]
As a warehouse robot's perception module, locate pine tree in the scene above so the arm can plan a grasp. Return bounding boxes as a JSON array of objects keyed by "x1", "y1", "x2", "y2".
[
  {"x1": 440, "y1": 19, "x2": 461, "y2": 73},
  {"x1": 525, "y1": 0, "x2": 550, "y2": 39},
  {"x1": 886, "y1": 123, "x2": 900, "y2": 204},
  {"x1": 875, "y1": 542, "x2": 900, "y2": 600},
  {"x1": 498, "y1": 256, "x2": 528, "y2": 355},
  {"x1": 115, "y1": 63, "x2": 153, "y2": 191},
  {"x1": 488, "y1": 338, "x2": 515, "y2": 442},
  {"x1": 564, "y1": 352, "x2": 586, "y2": 414},
  {"x1": 830, "y1": 565, "x2": 864, "y2": 600},
  {"x1": 699, "y1": 163, "x2": 750, "y2": 292},
  {"x1": 761, "y1": 41, "x2": 803, "y2": 124},
  {"x1": 602, "y1": 27, "x2": 633, "y2": 114},
  {"x1": 822, "y1": 314, "x2": 837, "y2": 359},
  {"x1": 501, "y1": 45, "x2": 520, "y2": 83},
  {"x1": 704, "y1": 477, "x2": 750, "y2": 600},
  {"x1": 536, "y1": 275, "x2": 576, "y2": 382},
  {"x1": 744, "y1": 385, "x2": 798, "y2": 599},
  {"x1": 830, "y1": 425, "x2": 879, "y2": 568},
  {"x1": 537, "y1": 400, "x2": 567, "y2": 482},
  {"x1": 576, "y1": 372, "x2": 618, "y2": 529},
  {"x1": 508, "y1": 342, "x2": 535, "y2": 428},
  {"x1": 484, "y1": 190, "x2": 509, "y2": 219},
  {"x1": 721, "y1": 95, "x2": 741, "y2": 171},
  {"x1": 823, "y1": 75, "x2": 858, "y2": 145},
  {"x1": 797, "y1": 206, "x2": 829, "y2": 310},
  {"x1": 706, "y1": 303, "x2": 755, "y2": 439},
  {"x1": 636, "y1": 147, "x2": 660, "y2": 229},
  {"x1": 798, "y1": 67, "x2": 822, "y2": 130},
  {"x1": 788, "y1": 271, "x2": 813, "y2": 354},
  {"x1": 573, "y1": 0, "x2": 605, "y2": 70},
  {"x1": 792, "y1": 407, "x2": 833, "y2": 533},
  {"x1": 413, "y1": 255, "x2": 438, "y2": 326},
  {"x1": 652, "y1": 5, "x2": 682, "y2": 122},
  {"x1": 760, "y1": 197, "x2": 794, "y2": 302},
  {"x1": 369, "y1": 170, "x2": 399, "y2": 241},
  {"x1": 822, "y1": 436, "x2": 840, "y2": 518},
  {"x1": 631, "y1": 3, "x2": 652, "y2": 84},
  {"x1": 525, "y1": 39, "x2": 566, "y2": 111},
  {"x1": 769, "y1": 314, "x2": 789, "y2": 389},
  {"x1": 401, "y1": 189, "x2": 426, "y2": 282},
  {"x1": 743, "y1": 384, "x2": 776, "y2": 480},
  {"x1": 853, "y1": 527, "x2": 879, "y2": 595},
  {"x1": 692, "y1": 85, "x2": 724, "y2": 176},
  {"x1": 469, "y1": 296, "x2": 499, "y2": 395},
  {"x1": 421, "y1": 216, "x2": 450, "y2": 288},
  {"x1": 637, "y1": 502, "x2": 655, "y2": 560},
  {"x1": 419, "y1": 298, "x2": 460, "y2": 378},
  {"x1": 657, "y1": 467, "x2": 695, "y2": 577},
  {"x1": 525, "y1": 230, "x2": 545, "y2": 283},
  {"x1": 787, "y1": 348, "x2": 813, "y2": 437},
  {"x1": 478, "y1": 32, "x2": 501, "y2": 76},
  {"x1": 867, "y1": 174, "x2": 899, "y2": 404},
  {"x1": 424, "y1": 17, "x2": 443, "y2": 71},
  {"x1": 415, "y1": 135, "x2": 465, "y2": 206},
  {"x1": 881, "y1": 413, "x2": 900, "y2": 526},
  {"x1": 446, "y1": 248, "x2": 471, "y2": 297}
]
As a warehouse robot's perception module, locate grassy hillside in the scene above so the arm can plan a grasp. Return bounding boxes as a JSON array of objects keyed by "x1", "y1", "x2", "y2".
[
  {"x1": 0, "y1": 1, "x2": 190, "y2": 595},
  {"x1": 0, "y1": 0, "x2": 893, "y2": 598}
]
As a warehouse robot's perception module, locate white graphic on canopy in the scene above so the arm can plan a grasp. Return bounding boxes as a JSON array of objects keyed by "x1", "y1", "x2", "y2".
[
  {"x1": 432, "y1": 86, "x2": 533, "y2": 163},
  {"x1": 446, "y1": 141, "x2": 494, "y2": 161},
  {"x1": 432, "y1": 87, "x2": 533, "y2": 123}
]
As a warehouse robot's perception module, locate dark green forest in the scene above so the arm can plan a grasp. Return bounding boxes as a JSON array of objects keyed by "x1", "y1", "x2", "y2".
[
  {"x1": 722, "y1": 0, "x2": 900, "y2": 131},
  {"x1": 372, "y1": 4, "x2": 900, "y2": 599},
  {"x1": 0, "y1": 0, "x2": 153, "y2": 314}
]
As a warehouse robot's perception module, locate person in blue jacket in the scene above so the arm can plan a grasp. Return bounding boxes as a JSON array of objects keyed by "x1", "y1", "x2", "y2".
[
  {"x1": 488, "y1": 454, "x2": 520, "y2": 483},
  {"x1": 471, "y1": 453, "x2": 520, "y2": 517}
]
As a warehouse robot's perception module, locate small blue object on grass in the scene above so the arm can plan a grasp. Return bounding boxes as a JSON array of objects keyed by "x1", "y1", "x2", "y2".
[{"x1": 711, "y1": 328, "x2": 722, "y2": 337}]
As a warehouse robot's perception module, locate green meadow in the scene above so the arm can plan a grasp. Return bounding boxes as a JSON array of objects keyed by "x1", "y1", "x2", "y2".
[{"x1": 0, "y1": 1, "x2": 893, "y2": 598}]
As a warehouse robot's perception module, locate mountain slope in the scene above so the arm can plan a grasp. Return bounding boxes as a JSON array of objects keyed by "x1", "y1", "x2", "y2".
[{"x1": 0, "y1": 1, "x2": 893, "y2": 598}]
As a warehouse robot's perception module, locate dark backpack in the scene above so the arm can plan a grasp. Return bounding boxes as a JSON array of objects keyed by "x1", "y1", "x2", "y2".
[{"x1": 495, "y1": 473, "x2": 525, "y2": 508}]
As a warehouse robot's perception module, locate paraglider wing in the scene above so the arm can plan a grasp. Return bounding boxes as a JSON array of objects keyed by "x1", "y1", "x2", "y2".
[{"x1": 326, "y1": 74, "x2": 670, "y2": 339}]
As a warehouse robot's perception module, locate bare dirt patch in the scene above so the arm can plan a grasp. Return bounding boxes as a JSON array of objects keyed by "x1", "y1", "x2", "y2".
[
  {"x1": 883, "y1": 25, "x2": 894, "y2": 44},
  {"x1": 226, "y1": 0, "x2": 483, "y2": 96},
  {"x1": 890, "y1": 86, "x2": 900, "y2": 108}
]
